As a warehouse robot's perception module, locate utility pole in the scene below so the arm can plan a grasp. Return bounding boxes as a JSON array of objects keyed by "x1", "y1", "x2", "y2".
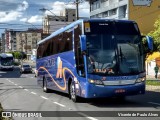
[
  {"x1": 75, "y1": 0, "x2": 79, "y2": 20},
  {"x1": 65, "y1": 0, "x2": 84, "y2": 20}
]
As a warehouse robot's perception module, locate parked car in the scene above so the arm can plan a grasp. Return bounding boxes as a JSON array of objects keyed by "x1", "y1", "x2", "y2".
[{"x1": 20, "y1": 64, "x2": 33, "y2": 73}]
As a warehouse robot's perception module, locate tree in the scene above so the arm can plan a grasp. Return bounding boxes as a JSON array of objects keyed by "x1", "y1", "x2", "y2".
[{"x1": 148, "y1": 18, "x2": 160, "y2": 52}]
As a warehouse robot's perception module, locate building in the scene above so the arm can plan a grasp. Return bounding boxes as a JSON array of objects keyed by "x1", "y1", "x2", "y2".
[
  {"x1": 43, "y1": 8, "x2": 76, "y2": 34},
  {"x1": 16, "y1": 29, "x2": 42, "y2": 60},
  {"x1": 4, "y1": 29, "x2": 20, "y2": 52},
  {"x1": 0, "y1": 33, "x2": 5, "y2": 53},
  {"x1": 88, "y1": 0, "x2": 160, "y2": 34}
]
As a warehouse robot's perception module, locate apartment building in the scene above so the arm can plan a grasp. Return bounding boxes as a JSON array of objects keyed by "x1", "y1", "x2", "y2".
[
  {"x1": 1, "y1": 33, "x2": 5, "y2": 53},
  {"x1": 4, "y1": 29, "x2": 18, "y2": 52},
  {"x1": 89, "y1": 0, "x2": 160, "y2": 34},
  {"x1": 16, "y1": 29, "x2": 42, "y2": 60},
  {"x1": 90, "y1": 0, "x2": 128, "y2": 19}
]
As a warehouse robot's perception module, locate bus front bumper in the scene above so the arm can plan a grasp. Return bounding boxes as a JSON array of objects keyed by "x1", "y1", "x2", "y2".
[{"x1": 83, "y1": 82, "x2": 145, "y2": 98}]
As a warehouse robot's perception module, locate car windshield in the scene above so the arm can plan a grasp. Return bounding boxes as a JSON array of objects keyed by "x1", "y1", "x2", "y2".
[
  {"x1": 23, "y1": 65, "x2": 30, "y2": 67},
  {"x1": 1, "y1": 57, "x2": 13, "y2": 66}
]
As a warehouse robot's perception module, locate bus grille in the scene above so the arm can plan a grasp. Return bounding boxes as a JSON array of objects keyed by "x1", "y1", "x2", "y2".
[{"x1": 103, "y1": 80, "x2": 136, "y2": 86}]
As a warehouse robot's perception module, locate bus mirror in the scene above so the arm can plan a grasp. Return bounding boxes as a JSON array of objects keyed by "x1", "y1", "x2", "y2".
[
  {"x1": 146, "y1": 36, "x2": 153, "y2": 51},
  {"x1": 80, "y1": 35, "x2": 86, "y2": 51}
]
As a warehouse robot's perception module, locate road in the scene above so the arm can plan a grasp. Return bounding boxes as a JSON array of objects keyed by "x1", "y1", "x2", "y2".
[{"x1": 0, "y1": 67, "x2": 160, "y2": 120}]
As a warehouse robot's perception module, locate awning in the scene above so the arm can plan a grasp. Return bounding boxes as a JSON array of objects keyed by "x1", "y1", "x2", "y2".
[{"x1": 146, "y1": 52, "x2": 160, "y2": 62}]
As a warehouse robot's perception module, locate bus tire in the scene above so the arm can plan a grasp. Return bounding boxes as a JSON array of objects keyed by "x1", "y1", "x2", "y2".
[
  {"x1": 69, "y1": 82, "x2": 78, "y2": 102},
  {"x1": 43, "y1": 78, "x2": 49, "y2": 93}
]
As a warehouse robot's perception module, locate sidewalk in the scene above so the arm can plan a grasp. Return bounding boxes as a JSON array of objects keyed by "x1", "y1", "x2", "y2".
[
  {"x1": 146, "y1": 75, "x2": 160, "y2": 91},
  {"x1": 146, "y1": 75, "x2": 160, "y2": 80},
  {"x1": 146, "y1": 85, "x2": 160, "y2": 92}
]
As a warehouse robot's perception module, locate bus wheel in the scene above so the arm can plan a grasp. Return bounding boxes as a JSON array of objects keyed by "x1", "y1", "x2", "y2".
[
  {"x1": 43, "y1": 79, "x2": 49, "y2": 93},
  {"x1": 70, "y1": 82, "x2": 78, "y2": 102}
]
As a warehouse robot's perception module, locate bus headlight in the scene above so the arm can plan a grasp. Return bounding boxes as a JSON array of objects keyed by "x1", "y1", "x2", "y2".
[
  {"x1": 88, "y1": 79, "x2": 104, "y2": 85},
  {"x1": 136, "y1": 77, "x2": 146, "y2": 83}
]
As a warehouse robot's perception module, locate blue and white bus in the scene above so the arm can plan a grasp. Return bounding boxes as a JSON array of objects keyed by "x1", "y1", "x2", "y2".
[
  {"x1": 0, "y1": 53, "x2": 14, "y2": 70},
  {"x1": 36, "y1": 19, "x2": 153, "y2": 102}
]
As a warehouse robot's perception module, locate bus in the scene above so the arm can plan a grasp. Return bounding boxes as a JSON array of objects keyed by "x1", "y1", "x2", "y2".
[
  {"x1": 0, "y1": 53, "x2": 14, "y2": 71},
  {"x1": 36, "y1": 19, "x2": 153, "y2": 102}
]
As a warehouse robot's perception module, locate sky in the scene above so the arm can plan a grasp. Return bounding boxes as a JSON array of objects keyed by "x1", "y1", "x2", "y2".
[{"x1": 0, "y1": 0, "x2": 90, "y2": 36}]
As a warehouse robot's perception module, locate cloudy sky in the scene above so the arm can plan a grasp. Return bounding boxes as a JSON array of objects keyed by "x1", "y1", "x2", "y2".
[{"x1": 0, "y1": 0, "x2": 90, "y2": 36}]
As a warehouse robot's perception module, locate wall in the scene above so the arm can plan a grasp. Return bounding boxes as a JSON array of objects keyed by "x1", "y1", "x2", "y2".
[{"x1": 129, "y1": 0, "x2": 160, "y2": 34}]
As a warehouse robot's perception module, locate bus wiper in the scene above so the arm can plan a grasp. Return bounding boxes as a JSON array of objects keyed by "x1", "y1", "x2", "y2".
[{"x1": 119, "y1": 46, "x2": 125, "y2": 61}]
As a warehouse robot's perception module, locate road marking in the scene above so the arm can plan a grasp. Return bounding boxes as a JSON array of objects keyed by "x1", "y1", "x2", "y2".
[
  {"x1": 31, "y1": 77, "x2": 34, "y2": 78},
  {"x1": 14, "y1": 84, "x2": 17, "y2": 86},
  {"x1": 53, "y1": 102, "x2": 66, "y2": 107},
  {"x1": 31, "y1": 92, "x2": 37, "y2": 95},
  {"x1": 18, "y1": 86, "x2": 23, "y2": 88},
  {"x1": 78, "y1": 112, "x2": 98, "y2": 120},
  {"x1": 40, "y1": 96, "x2": 48, "y2": 100},
  {"x1": 24, "y1": 89, "x2": 29, "y2": 91},
  {"x1": 148, "y1": 102, "x2": 160, "y2": 106}
]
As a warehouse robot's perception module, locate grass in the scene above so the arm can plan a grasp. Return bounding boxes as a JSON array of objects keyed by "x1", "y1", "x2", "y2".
[
  {"x1": 146, "y1": 80, "x2": 160, "y2": 86},
  {"x1": 0, "y1": 103, "x2": 12, "y2": 120}
]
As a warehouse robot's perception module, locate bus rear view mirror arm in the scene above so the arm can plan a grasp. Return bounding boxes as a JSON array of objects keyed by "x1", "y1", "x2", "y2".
[
  {"x1": 146, "y1": 36, "x2": 153, "y2": 51},
  {"x1": 80, "y1": 35, "x2": 87, "y2": 52}
]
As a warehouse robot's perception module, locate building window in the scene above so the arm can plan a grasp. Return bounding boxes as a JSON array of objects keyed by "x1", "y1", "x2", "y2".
[
  {"x1": 103, "y1": 11, "x2": 108, "y2": 17},
  {"x1": 91, "y1": 1, "x2": 100, "y2": 11},
  {"x1": 109, "y1": 8, "x2": 117, "y2": 16},
  {"x1": 119, "y1": 5, "x2": 127, "y2": 19},
  {"x1": 101, "y1": 0, "x2": 108, "y2": 3}
]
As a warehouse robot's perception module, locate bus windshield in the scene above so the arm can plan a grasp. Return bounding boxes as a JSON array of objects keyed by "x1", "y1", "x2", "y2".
[
  {"x1": 1, "y1": 57, "x2": 13, "y2": 66},
  {"x1": 85, "y1": 21, "x2": 144, "y2": 76}
]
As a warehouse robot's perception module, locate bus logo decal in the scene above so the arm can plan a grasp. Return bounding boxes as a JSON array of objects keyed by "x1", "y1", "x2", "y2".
[{"x1": 56, "y1": 57, "x2": 63, "y2": 78}]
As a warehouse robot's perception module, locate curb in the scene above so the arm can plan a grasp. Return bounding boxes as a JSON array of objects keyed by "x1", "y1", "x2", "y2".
[{"x1": 146, "y1": 85, "x2": 160, "y2": 91}]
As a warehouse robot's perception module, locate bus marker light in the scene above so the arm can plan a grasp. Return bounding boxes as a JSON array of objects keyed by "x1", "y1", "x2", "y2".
[{"x1": 82, "y1": 90, "x2": 85, "y2": 94}]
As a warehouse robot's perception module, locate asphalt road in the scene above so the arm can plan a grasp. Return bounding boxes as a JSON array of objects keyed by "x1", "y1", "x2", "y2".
[{"x1": 0, "y1": 67, "x2": 160, "y2": 120}]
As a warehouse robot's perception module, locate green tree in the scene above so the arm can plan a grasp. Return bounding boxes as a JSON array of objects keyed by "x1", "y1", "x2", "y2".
[{"x1": 148, "y1": 18, "x2": 160, "y2": 51}]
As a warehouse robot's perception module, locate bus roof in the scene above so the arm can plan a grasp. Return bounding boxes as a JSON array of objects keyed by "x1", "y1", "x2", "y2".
[
  {"x1": 38, "y1": 19, "x2": 84, "y2": 45},
  {"x1": 38, "y1": 19, "x2": 136, "y2": 45},
  {"x1": 0, "y1": 53, "x2": 13, "y2": 58}
]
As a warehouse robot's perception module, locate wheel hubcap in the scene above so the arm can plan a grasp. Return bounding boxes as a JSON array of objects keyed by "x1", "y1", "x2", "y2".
[{"x1": 44, "y1": 82, "x2": 47, "y2": 91}]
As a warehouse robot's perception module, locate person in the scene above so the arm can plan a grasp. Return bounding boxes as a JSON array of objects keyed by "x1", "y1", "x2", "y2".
[{"x1": 154, "y1": 64, "x2": 159, "y2": 79}]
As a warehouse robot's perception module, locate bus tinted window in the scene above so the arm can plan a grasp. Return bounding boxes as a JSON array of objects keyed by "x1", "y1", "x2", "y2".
[
  {"x1": 115, "y1": 22, "x2": 140, "y2": 35},
  {"x1": 37, "y1": 28, "x2": 73, "y2": 59}
]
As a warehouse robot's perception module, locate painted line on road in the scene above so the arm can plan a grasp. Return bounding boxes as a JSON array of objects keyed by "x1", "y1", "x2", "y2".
[
  {"x1": 31, "y1": 92, "x2": 37, "y2": 95},
  {"x1": 30, "y1": 77, "x2": 34, "y2": 78},
  {"x1": 24, "y1": 89, "x2": 29, "y2": 91},
  {"x1": 11, "y1": 82, "x2": 14, "y2": 84},
  {"x1": 18, "y1": 86, "x2": 23, "y2": 88},
  {"x1": 14, "y1": 84, "x2": 18, "y2": 86},
  {"x1": 77, "y1": 112, "x2": 98, "y2": 120},
  {"x1": 40, "y1": 96, "x2": 48, "y2": 100},
  {"x1": 148, "y1": 102, "x2": 160, "y2": 106},
  {"x1": 53, "y1": 102, "x2": 66, "y2": 107}
]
